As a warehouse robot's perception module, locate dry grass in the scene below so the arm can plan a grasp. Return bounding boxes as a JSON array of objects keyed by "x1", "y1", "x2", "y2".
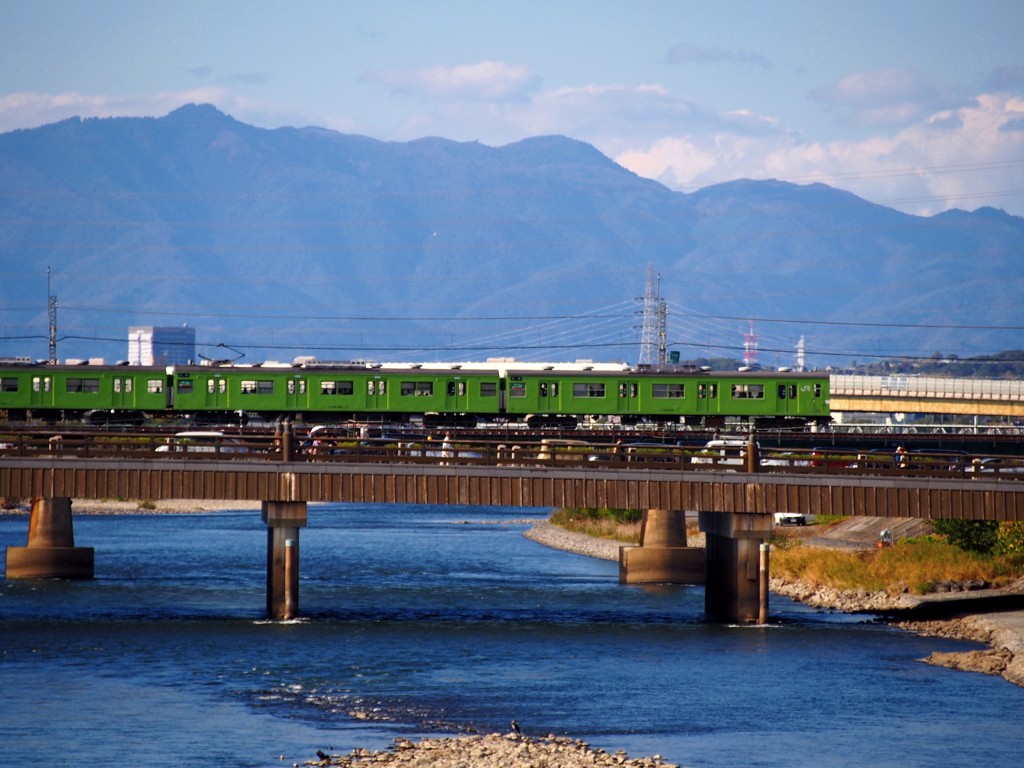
[
  {"x1": 550, "y1": 509, "x2": 641, "y2": 544},
  {"x1": 771, "y1": 537, "x2": 1024, "y2": 594}
]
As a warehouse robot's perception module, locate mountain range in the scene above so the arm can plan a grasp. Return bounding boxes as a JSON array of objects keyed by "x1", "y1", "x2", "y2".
[{"x1": 1, "y1": 103, "x2": 1021, "y2": 369}]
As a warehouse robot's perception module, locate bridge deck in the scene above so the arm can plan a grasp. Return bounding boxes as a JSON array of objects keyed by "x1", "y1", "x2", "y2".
[{"x1": 3, "y1": 458, "x2": 1022, "y2": 521}]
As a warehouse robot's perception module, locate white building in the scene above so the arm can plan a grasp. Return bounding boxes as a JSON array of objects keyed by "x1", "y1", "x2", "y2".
[{"x1": 128, "y1": 326, "x2": 196, "y2": 366}]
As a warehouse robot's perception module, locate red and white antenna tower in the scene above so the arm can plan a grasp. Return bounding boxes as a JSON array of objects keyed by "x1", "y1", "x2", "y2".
[{"x1": 743, "y1": 320, "x2": 758, "y2": 367}]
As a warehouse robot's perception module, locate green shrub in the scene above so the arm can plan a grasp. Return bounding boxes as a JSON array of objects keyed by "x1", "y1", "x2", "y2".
[
  {"x1": 932, "y1": 519, "x2": 1000, "y2": 554},
  {"x1": 996, "y1": 522, "x2": 1024, "y2": 556}
]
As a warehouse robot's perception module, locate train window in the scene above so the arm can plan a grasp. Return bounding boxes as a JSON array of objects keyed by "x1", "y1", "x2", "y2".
[
  {"x1": 509, "y1": 381, "x2": 526, "y2": 398},
  {"x1": 66, "y1": 378, "x2": 100, "y2": 393},
  {"x1": 618, "y1": 383, "x2": 627, "y2": 398},
  {"x1": 113, "y1": 379, "x2": 121, "y2": 394},
  {"x1": 1, "y1": 377, "x2": 18, "y2": 392},
  {"x1": 789, "y1": 384, "x2": 797, "y2": 400},
  {"x1": 299, "y1": 380, "x2": 306, "y2": 395},
  {"x1": 379, "y1": 381, "x2": 386, "y2": 395},
  {"x1": 551, "y1": 382, "x2": 558, "y2": 396},
  {"x1": 572, "y1": 382, "x2": 605, "y2": 398},
  {"x1": 630, "y1": 383, "x2": 638, "y2": 398},
  {"x1": 208, "y1": 380, "x2": 216, "y2": 394},
  {"x1": 540, "y1": 382, "x2": 548, "y2": 398},
  {"x1": 731, "y1": 384, "x2": 764, "y2": 400},
  {"x1": 653, "y1": 383, "x2": 685, "y2": 398},
  {"x1": 124, "y1": 379, "x2": 132, "y2": 393},
  {"x1": 258, "y1": 381, "x2": 273, "y2": 395},
  {"x1": 458, "y1": 381, "x2": 466, "y2": 396},
  {"x1": 777, "y1": 384, "x2": 787, "y2": 399},
  {"x1": 814, "y1": 383, "x2": 822, "y2": 397},
  {"x1": 709, "y1": 383, "x2": 717, "y2": 398},
  {"x1": 287, "y1": 380, "x2": 296, "y2": 395},
  {"x1": 32, "y1": 377, "x2": 40, "y2": 392},
  {"x1": 447, "y1": 382, "x2": 456, "y2": 397},
  {"x1": 322, "y1": 380, "x2": 353, "y2": 396},
  {"x1": 480, "y1": 382, "x2": 497, "y2": 397},
  {"x1": 177, "y1": 380, "x2": 193, "y2": 394},
  {"x1": 147, "y1": 379, "x2": 163, "y2": 394},
  {"x1": 219, "y1": 379, "x2": 226, "y2": 395},
  {"x1": 401, "y1": 382, "x2": 434, "y2": 399},
  {"x1": 368, "y1": 381, "x2": 375, "y2": 396}
]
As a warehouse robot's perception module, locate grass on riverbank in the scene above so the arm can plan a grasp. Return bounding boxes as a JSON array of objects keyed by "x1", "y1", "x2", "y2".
[
  {"x1": 549, "y1": 508, "x2": 643, "y2": 544},
  {"x1": 771, "y1": 536, "x2": 1024, "y2": 594}
]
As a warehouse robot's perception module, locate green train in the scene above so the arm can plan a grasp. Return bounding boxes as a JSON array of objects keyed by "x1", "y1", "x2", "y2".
[{"x1": 0, "y1": 359, "x2": 830, "y2": 428}]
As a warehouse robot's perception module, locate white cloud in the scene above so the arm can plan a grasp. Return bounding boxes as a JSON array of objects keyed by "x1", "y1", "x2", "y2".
[
  {"x1": 811, "y1": 68, "x2": 966, "y2": 128},
  {"x1": 362, "y1": 60, "x2": 540, "y2": 102},
  {"x1": 614, "y1": 93, "x2": 1024, "y2": 216},
  {"x1": 666, "y1": 42, "x2": 771, "y2": 70}
]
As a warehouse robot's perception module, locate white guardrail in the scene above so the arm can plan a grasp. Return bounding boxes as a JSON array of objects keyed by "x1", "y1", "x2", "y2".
[{"x1": 830, "y1": 375, "x2": 1024, "y2": 401}]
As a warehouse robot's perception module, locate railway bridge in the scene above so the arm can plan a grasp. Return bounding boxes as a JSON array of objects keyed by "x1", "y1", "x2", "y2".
[{"x1": 3, "y1": 450, "x2": 1024, "y2": 624}]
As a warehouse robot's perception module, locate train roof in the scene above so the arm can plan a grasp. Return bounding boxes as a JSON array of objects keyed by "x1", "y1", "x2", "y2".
[{"x1": 0, "y1": 358, "x2": 828, "y2": 379}]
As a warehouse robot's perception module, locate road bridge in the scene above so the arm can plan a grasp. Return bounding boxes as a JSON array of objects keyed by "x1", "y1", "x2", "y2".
[
  {"x1": 3, "y1": 451, "x2": 1023, "y2": 624},
  {"x1": 830, "y1": 374, "x2": 1024, "y2": 418}
]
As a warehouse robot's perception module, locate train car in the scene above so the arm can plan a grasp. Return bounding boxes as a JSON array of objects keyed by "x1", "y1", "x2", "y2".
[
  {"x1": 502, "y1": 367, "x2": 829, "y2": 428},
  {"x1": 0, "y1": 358, "x2": 830, "y2": 428},
  {"x1": 0, "y1": 360, "x2": 167, "y2": 423}
]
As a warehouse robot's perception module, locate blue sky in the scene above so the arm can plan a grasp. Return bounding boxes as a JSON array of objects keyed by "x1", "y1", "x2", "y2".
[{"x1": 2, "y1": 0, "x2": 1023, "y2": 215}]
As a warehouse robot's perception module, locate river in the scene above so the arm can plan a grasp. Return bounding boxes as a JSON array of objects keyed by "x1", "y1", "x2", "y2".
[{"x1": 2, "y1": 503, "x2": 1023, "y2": 768}]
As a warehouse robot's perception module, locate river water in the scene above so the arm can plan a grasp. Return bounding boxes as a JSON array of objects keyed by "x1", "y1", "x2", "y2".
[{"x1": 2, "y1": 503, "x2": 1023, "y2": 768}]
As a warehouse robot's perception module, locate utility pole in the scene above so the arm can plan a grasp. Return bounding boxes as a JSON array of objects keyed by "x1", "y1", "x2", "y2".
[{"x1": 47, "y1": 267, "x2": 57, "y2": 365}]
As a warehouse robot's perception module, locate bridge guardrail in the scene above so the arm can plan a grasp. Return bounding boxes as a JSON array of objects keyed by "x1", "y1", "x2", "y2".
[{"x1": 3, "y1": 433, "x2": 1024, "y2": 480}]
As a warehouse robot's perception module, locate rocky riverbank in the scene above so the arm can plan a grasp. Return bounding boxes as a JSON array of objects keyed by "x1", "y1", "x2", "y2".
[{"x1": 302, "y1": 732, "x2": 677, "y2": 768}]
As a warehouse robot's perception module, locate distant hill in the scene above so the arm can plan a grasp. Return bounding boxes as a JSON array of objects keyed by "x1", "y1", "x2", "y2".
[{"x1": 1, "y1": 104, "x2": 1021, "y2": 368}]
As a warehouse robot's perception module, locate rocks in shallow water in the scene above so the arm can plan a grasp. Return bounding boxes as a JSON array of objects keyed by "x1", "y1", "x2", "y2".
[
  {"x1": 923, "y1": 649, "x2": 1013, "y2": 676},
  {"x1": 304, "y1": 734, "x2": 678, "y2": 768}
]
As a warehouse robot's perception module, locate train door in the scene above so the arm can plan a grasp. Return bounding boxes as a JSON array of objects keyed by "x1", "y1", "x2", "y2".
[
  {"x1": 617, "y1": 380, "x2": 639, "y2": 416},
  {"x1": 285, "y1": 375, "x2": 308, "y2": 413},
  {"x1": 206, "y1": 374, "x2": 228, "y2": 410},
  {"x1": 111, "y1": 375, "x2": 134, "y2": 409},
  {"x1": 776, "y1": 381, "x2": 798, "y2": 415},
  {"x1": 537, "y1": 380, "x2": 560, "y2": 414},
  {"x1": 365, "y1": 375, "x2": 387, "y2": 414},
  {"x1": 30, "y1": 374, "x2": 53, "y2": 409},
  {"x1": 696, "y1": 381, "x2": 719, "y2": 414},
  {"x1": 445, "y1": 377, "x2": 468, "y2": 413}
]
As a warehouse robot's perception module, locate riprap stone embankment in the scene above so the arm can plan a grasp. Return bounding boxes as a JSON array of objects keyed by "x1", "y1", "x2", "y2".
[{"x1": 304, "y1": 733, "x2": 677, "y2": 768}]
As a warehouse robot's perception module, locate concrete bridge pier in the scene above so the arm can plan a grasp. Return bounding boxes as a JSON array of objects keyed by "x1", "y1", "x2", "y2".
[
  {"x1": 5, "y1": 497, "x2": 94, "y2": 579},
  {"x1": 262, "y1": 501, "x2": 307, "y2": 620},
  {"x1": 699, "y1": 512, "x2": 773, "y2": 623},
  {"x1": 619, "y1": 509, "x2": 706, "y2": 585}
]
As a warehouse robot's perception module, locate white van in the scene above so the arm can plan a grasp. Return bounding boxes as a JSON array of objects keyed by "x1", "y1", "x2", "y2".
[
  {"x1": 156, "y1": 431, "x2": 246, "y2": 453},
  {"x1": 691, "y1": 439, "x2": 749, "y2": 467}
]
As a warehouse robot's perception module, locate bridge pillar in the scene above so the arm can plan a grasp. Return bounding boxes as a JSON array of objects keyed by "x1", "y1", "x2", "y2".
[
  {"x1": 262, "y1": 501, "x2": 307, "y2": 620},
  {"x1": 619, "y1": 509, "x2": 706, "y2": 585},
  {"x1": 699, "y1": 512, "x2": 773, "y2": 623},
  {"x1": 5, "y1": 497, "x2": 94, "y2": 579}
]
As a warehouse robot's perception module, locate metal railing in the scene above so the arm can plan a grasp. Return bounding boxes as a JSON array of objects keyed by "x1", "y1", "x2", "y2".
[{"x1": 3, "y1": 432, "x2": 1023, "y2": 481}]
